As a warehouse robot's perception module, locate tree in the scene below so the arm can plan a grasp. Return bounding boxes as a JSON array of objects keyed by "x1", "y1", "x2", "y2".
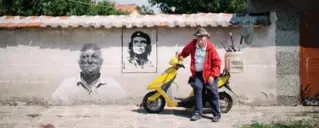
[
  {"x1": 149, "y1": 0, "x2": 247, "y2": 14},
  {"x1": 136, "y1": 5, "x2": 154, "y2": 15},
  {"x1": 220, "y1": 0, "x2": 247, "y2": 13},
  {"x1": 0, "y1": 0, "x2": 129, "y2": 16}
]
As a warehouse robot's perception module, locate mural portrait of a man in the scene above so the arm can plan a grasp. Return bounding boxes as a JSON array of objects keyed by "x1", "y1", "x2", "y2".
[
  {"x1": 127, "y1": 31, "x2": 154, "y2": 69},
  {"x1": 52, "y1": 43, "x2": 128, "y2": 105}
]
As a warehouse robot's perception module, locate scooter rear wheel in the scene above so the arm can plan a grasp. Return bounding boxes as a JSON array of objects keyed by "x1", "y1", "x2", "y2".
[
  {"x1": 219, "y1": 92, "x2": 233, "y2": 113},
  {"x1": 142, "y1": 91, "x2": 166, "y2": 113}
]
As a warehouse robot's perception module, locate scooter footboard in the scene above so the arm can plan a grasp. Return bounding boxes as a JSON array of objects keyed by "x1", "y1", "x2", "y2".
[{"x1": 148, "y1": 89, "x2": 177, "y2": 107}]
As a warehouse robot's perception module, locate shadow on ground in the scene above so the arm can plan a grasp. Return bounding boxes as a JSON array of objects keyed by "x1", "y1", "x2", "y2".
[
  {"x1": 131, "y1": 106, "x2": 217, "y2": 120},
  {"x1": 131, "y1": 108, "x2": 191, "y2": 119}
]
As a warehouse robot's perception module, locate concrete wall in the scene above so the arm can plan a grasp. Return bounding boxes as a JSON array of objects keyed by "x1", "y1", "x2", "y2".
[
  {"x1": 275, "y1": 11, "x2": 301, "y2": 106},
  {"x1": 248, "y1": 0, "x2": 319, "y2": 105},
  {"x1": 248, "y1": 0, "x2": 319, "y2": 13},
  {"x1": 0, "y1": 18, "x2": 277, "y2": 105}
]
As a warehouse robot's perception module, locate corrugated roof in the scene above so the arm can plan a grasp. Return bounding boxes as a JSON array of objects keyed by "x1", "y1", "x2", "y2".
[{"x1": 0, "y1": 13, "x2": 234, "y2": 28}]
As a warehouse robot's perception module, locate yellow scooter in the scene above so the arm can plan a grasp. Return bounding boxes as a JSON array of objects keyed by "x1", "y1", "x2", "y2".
[{"x1": 141, "y1": 54, "x2": 237, "y2": 114}]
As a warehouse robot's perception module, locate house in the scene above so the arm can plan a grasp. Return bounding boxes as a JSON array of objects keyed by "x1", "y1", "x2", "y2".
[
  {"x1": 1, "y1": 11, "x2": 309, "y2": 106},
  {"x1": 246, "y1": 0, "x2": 319, "y2": 106},
  {"x1": 114, "y1": 4, "x2": 139, "y2": 15}
]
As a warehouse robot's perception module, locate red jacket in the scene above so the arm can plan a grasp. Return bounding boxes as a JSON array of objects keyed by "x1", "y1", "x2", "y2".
[{"x1": 178, "y1": 39, "x2": 221, "y2": 84}]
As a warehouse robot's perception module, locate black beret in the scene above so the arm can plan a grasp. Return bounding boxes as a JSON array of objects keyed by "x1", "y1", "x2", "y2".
[{"x1": 130, "y1": 31, "x2": 151, "y2": 44}]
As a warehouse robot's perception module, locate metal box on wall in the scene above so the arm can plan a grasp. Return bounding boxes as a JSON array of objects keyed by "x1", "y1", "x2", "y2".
[{"x1": 224, "y1": 52, "x2": 244, "y2": 73}]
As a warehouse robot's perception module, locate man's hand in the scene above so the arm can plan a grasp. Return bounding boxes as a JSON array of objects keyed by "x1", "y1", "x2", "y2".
[
  {"x1": 208, "y1": 76, "x2": 217, "y2": 85},
  {"x1": 176, "y1": 52, "x2": 184, "y2": 61}
]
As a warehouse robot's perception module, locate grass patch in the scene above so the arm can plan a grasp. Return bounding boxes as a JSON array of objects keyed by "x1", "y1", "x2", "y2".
[{"x1": 241, "y1": 119, "x2": 319, "y2": 128}]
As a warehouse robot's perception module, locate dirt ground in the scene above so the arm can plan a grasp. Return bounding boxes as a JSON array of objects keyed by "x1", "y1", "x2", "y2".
[{"x1": 0, "y1": 104, "x2": 318, "y2": 128}]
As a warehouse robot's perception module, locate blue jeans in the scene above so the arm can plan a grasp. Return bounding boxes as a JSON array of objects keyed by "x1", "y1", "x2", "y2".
[{"x1": 191, "y1": 71, "x2": 221, "y2": 117}]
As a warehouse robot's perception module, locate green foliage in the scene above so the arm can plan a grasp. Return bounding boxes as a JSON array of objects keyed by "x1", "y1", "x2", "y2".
[
  {"x1": 0, "y1": 0, "x2": 128, "y2": 16},
  {"x1": 86, "y1": 1, "x2": 128, "y2": 15},
  {"x1": 137, "y1": 5, "x2": 154, "y2": 15},
  {"x1": 241, "y1": 119, "x2": 319, "y2": 128},
  {"x1": 149, "y1": 0, "x2": 247, "y2": 14}
]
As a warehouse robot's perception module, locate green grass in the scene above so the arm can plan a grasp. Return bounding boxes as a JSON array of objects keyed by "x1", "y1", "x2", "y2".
[{"x1": 241, "y1": 119, "x2": 319, "y2": 128}]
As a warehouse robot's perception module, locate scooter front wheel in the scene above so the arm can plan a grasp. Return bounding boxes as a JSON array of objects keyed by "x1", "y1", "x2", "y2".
[{"x1": 142, "y1": 91, "x2": 166, "y2": 113}]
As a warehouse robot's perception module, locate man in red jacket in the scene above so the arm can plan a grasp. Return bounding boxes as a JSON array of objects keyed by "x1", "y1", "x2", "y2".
[{"x1": 178, "y1": 28, "x2": 222, "y2": 122}]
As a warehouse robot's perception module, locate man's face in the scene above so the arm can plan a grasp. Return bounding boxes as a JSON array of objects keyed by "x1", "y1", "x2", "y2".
[
  {"x1": 78, "y1": 49, "x2": 103, "y2": 75},
  {"x1": 196, "y1": 35, "x2": 208, "y2": 48},
  {"x1": 132, "y1": 36, "x2": 147, "y2": 55}
]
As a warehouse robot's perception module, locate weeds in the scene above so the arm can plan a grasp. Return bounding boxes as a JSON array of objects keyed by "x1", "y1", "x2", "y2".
[{"x1": 241, "y1": 119, "x2": 319, "y2": 128}]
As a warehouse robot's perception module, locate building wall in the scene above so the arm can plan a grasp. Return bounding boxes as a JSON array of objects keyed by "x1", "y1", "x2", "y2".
[
  {"x1": 248, "y1": 0, "x2": 319, "y2": 105},
  {"x1": 275, "y1": 11, "x2": 301, "y2": 106},
  {"x1": 248, "y1": 0, "x2": 319, "y2": 13},
  {"x1": 0, "y1": 18, "x2": 277, "y2": 105}
]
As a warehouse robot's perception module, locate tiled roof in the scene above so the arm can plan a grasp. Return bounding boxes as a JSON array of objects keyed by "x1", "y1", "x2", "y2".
[
  {"x1": 114, "y1": 4, "x2": 137, "y2": 13},
  {"x1": 0, "y1": 13, "x2": 234, "y2": 28}
]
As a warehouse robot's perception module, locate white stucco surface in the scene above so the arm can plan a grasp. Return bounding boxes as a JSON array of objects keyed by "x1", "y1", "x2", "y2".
[{"x1": 0, "y1": 14, "x2": 277, "y2": 105}]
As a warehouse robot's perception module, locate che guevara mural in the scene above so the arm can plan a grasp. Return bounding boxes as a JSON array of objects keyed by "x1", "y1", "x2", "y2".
[{"x1": 122, "y1": 29, "x2": 157, "y2": 73}]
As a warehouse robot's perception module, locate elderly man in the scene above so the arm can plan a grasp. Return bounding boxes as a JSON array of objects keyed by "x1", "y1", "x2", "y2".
[
  {"x1": 52, "y1": 43, "x2": 128, "y2": 105},
  {"x1": 178, "y1": 28, "x2": 222, "y2": 122}
]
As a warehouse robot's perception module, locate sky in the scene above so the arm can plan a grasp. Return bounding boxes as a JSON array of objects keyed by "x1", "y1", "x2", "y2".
[{"x1": 95, "y1": 0, "x2": 161, "y2": 13}]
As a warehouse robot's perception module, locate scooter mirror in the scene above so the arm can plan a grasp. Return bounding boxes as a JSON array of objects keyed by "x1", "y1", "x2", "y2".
[{"x1": 175, "y1": 42, "x2": 180, "y2": 56}]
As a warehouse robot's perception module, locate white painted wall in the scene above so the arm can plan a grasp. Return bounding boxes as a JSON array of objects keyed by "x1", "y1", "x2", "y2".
[{"x1": 0, "y1": 16, "x2": 277, "y2": 105}]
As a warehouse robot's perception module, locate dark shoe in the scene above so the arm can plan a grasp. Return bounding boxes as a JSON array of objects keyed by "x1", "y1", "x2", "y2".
[
  {"x1": 190, "y1": 113, "x2": 201, "y2": 121},
  {"x1": 212, "y1": 116, "x2": 220, "y2": 122}
]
